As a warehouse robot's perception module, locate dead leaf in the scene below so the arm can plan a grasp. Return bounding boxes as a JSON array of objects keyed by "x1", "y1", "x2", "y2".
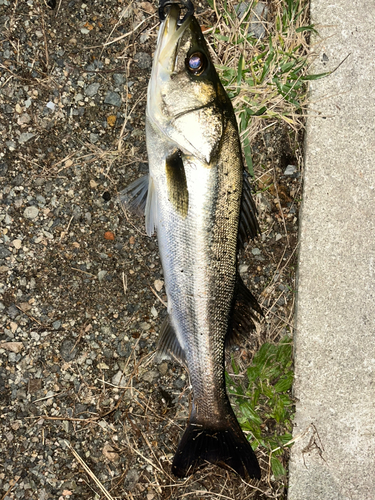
[
  {"x1": 19, "y1": 302, "x2": 32, "y2": 312},
  {"x1": 258, "y1": 173, "x2": 274, "y2": 192},
  {"x1": 102, "y1": 443, "x2": 120, "y2": 462},
  {"x1": 139, "y1": 2, "x2": 154, "y2": 14}
]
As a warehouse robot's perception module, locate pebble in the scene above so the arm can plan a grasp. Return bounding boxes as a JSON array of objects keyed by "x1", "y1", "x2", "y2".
[
  {"x1": 60, "y1": 340, "x2": 77, "y2": 361},
  {"x1": 0, "y1": 245, "x2": 11, "y2": 259},
  {"x1": 143, "y1": 370, "x2": 159, "y2": 383},
  {"x1": 252, "y1": 248, "x2": 261, "y2": 255},
  {"x1": 23, "y1": 206, "x2": 39, "y2": 219},
  {"x1": 113, "y1": 73, "x2": 125, "y2": 86},
  {"x1": 85, "y1": 83, "x2": 100, "y2": 97},
  {"x1": 18, "y1": 132, "x2": 35, "y2": 144},
  {"x1": 125, "y1": 469, "x2": 139, "y2": 490},
  {"x1": 18, "y1": 113, "x2": 31, "y2": 125},
  {"x1": 134, "y1": 52, "x2": 152, "y2": 69},
  {"x1": 154, "y1": 279, "x2": 164, "y2": 292},
  {"x1": 112, "y1": 370, "x2": 127, "y2": 387},
  {"x1": 98, "y1": 270, "x2": 107, "y2": 281},
  {"x1": 0, "y1": 162, "x2": 8, "y2": 175},
  {"x1": 104, "y1": 91, "x2": 122, "y2": 107},
  {"x1": 158, "y1": 362, "x2": 168, "y2": 376},
  {"x1": 235, "y1": 2, "x2": 268, "y2": 38},
  {"x1": 12, "y1": 239, "x2": 22, "y2": 249},
  {"x1": 284, "y1": 164, "x2": 297, "y2": 176}
]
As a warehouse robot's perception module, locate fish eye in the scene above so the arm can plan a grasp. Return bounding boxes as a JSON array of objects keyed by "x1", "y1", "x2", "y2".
[{"x1": 186, "y1": 52, "x2": 207, "y2": 76}]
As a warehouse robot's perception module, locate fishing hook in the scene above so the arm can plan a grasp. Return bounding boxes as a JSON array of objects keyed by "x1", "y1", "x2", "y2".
[{"x1": 158, "y1": 0, "x2": 195, "y2": 25}]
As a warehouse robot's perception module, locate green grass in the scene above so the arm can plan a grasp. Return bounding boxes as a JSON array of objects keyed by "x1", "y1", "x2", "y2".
[
  {"x1": 227, "y1": 337, "x2": 294, "y2": 478},
  {"x1": 205, "y1": 0, "x2": 329, "y2": 175}
]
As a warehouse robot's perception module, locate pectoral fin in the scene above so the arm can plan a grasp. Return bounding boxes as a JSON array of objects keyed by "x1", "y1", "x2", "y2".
[
  {"x1": 165, "y1": 150, "x2": 189, "y2": 218},
  {"x1": 118, "y1": 174, "x2": 158, "y2": 236},
  {"x1": 118, "y1": 175, "x2": 149, "y2": 217}
]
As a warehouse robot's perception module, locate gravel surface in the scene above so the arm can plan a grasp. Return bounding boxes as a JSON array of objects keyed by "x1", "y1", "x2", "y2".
[{"x1": 0, "y1": 1, "x2": 302, "y2": 498}]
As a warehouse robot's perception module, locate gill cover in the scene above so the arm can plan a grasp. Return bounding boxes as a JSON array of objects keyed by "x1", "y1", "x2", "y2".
[{"x1": 147, "y1": 4, "x2": 227, "y2": 164}]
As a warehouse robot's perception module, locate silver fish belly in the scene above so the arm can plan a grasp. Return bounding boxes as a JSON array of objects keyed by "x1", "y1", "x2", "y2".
[{"x1": 120, "y1": 3, "x2": 262, "y2": 480}]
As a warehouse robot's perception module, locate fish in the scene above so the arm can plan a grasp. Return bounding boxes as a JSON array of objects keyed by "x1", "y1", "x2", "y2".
[{"x1": 120, "y1": 0, "x2": 262, "y2": 480}]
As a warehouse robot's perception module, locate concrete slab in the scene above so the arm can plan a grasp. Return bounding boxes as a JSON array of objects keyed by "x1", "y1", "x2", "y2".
[{"x1": 288, "y1": 1, "x2": 375, "y2": 499}]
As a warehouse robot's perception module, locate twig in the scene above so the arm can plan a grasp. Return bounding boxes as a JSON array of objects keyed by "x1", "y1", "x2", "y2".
[
  {"x1": 39, "y1": 4, "x2": 50, "y2": 72},
  {"x1": 32, "y1": 392, "x2": 64, "y2": 403},
  {"x1": 150, "y1": 286, "x2": 167, "y2": 307},
  {"x1": 0, "y1": 476, "x2": 20, "y2": 500},
  {"x1": 65, "y1": 441, "x2": 115, "y2": 500},
  {"x1": 103, "y1": 18, "x2": 149, "y2": 46},
  {"x1": 15, "y1": 305, "x2": 44, "y2": 326},
  {"x1": 122, "y1": 272, "x2": 127, "y2": 295},
  {"x1": 71, "y1": 267, "x2": 96, "y2": 278}
]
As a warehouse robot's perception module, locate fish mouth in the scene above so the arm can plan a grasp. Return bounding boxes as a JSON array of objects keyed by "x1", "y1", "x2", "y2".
[
  {"x1": 147, "y1": 3, "x2": 193, "y2": 124},
  {"x1": 156, "y1": 4, "x2": 192, "y2": 71}
]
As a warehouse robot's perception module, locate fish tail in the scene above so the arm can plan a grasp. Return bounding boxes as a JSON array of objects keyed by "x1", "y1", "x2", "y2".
[{"x1": 172, "y1": 415, "x2": 261, "y2": 480}]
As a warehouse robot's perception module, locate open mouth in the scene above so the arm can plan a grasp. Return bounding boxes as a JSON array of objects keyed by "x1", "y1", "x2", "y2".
[
  {"x1": 158, "y1": 0, "x2": 195, "y2": 25},
  {"x1": 157, "y1": 4, "x2": 192, "y2": 71}
]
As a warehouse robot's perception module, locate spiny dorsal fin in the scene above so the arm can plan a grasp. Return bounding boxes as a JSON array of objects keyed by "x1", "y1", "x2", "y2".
[
  {"x1": 156, "y1": 315, "x2": 186, "y2": 364},
  {"x1": 165, "y1": 150, "x2": 189, "y2": 218},
  {"x1": 238, "y1": 172, "x2": 260, "y2": 249},
  {"x1": 226, "y1": 274, "x2": 263, "y2": 348}
]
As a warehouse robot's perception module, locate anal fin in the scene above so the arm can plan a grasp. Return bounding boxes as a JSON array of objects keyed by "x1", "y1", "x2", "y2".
[
  {"x1": 156, "y1": 315, "x2": 185, "y2": 364},
  {"x1": 226, "y1": 274, "x2": 263, "y2": 348}
]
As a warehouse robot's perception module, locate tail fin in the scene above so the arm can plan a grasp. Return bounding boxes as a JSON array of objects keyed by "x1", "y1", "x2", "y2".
[{"x1": 172, "y1": 420, "x2": 261, "y2": 480}]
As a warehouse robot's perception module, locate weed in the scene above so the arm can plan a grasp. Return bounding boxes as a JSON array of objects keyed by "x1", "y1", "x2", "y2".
[
  {"x1": 204, "y1": 0, "x2": 328, "y2": 175},
  {"x1": 227, "y1": 337, "x2": 294, "y2": 478}
]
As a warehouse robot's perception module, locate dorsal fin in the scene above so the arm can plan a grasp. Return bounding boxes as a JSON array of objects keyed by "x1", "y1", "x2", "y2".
[{"x1": 238, "y1": 172, "x2": 260, "y2": 249}]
